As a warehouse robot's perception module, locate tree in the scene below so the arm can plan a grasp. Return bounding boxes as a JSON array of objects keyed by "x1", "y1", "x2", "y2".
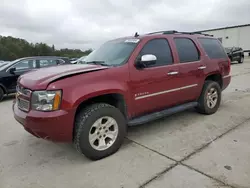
[{"x1": 0, "y1": 35, "x2": 92, "y2": 61}]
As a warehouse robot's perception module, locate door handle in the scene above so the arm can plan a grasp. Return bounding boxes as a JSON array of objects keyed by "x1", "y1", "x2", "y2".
[
  {"x1": 167, "y1": 71, "x2": 179, "y2": 75},
  {"x1": 198, "y1": 66, "x2": 206, "y2": 70}
]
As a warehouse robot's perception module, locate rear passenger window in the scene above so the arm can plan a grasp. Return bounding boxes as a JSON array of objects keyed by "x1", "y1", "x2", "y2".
[
  {"x1": 198, "y1": 38, "x2": 228, "y2": 59},
  {"x1": 39, "y1": 59, "x2": 58, "y2": 68},
  {"x1": 174, "y1": 38, "x2": 200, "y2": 63},
  {"x1": 139, "y1": 38, "x2": 173, "y2": 67}
]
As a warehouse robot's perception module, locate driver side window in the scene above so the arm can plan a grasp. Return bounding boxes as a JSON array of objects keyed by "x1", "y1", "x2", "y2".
[
  {"x1": 139, "y1": 38, "x2": 173, "y2": 67},
  {"x1": 13, "y1": 59, "x2": 36, "y2": 71}
]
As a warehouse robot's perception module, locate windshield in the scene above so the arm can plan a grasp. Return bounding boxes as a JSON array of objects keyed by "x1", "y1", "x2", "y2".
[
  {"x1": 83, "y1": 39, "x2": 139, "y2": 66},
  {"x1": 0, "y1": 62, "x2": 7, "y2": 68},
  {"x1": 0, "y1": 58, "x2": 21, "y2": 71},
  {"x1": 0, "y1": 61, "x2": 13, "y2": 70}
]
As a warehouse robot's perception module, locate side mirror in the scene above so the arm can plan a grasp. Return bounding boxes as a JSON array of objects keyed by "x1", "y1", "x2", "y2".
[
  {"x1": 136, "y1": 54, "x2": 157, "y2": 68},
  {"x1": 9, "y1": 67, "x2": 16, "y2": 74}
]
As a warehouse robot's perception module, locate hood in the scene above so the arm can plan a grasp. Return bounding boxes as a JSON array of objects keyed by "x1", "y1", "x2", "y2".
[{"x1": 18, "y1": 64, "x2": 108, "y2": 90}]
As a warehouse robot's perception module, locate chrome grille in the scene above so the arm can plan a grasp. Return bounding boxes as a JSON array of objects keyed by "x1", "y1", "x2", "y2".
[{"x1": 17, "y1": 98, "x2": 30, "y2": 112}]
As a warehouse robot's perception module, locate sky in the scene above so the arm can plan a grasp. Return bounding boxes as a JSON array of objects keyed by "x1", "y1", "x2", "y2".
[{"x1": 1, "y1": 0, "x2": 250, "y2": 50}]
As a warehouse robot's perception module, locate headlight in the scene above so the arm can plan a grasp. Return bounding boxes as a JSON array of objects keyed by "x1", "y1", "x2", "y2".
[{"x1": 31, "y1": 90, "x2": 62, "y2": 111}]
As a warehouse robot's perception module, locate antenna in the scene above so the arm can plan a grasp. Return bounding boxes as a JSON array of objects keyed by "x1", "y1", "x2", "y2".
[{"x1": 134, "y1": 32, "x2": 139, "y2": 37}]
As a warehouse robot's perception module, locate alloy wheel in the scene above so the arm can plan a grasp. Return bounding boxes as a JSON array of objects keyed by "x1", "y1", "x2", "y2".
[
  {"x1": 88, "y1": 116, "x2": 119, "y2": 151},
  {"x1": 206, "y1": 87, "x2": 218, "y2": 109}
]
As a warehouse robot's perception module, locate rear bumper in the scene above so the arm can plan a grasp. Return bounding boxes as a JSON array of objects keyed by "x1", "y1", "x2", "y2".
[
  {"x1": 13, "y1": 101, "x2": 75, "y2": 142},
  {"x1": 222, "y1": 75, "x2": 231, "y2": 91}
]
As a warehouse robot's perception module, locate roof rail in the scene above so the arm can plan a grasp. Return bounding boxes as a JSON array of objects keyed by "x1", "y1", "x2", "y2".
[
  {"x1": 145, "y1": 30, "x2": 213, "y2": 37},
  {"x1": 146, "y1": 30, "x2": 178, "y2": 35},
  {"x1": 192, "y1": 32, "x2": 214, "y2": 37}
]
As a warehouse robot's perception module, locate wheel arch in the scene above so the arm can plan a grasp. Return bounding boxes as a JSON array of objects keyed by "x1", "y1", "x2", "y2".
[
  {"x1": 204, "y1": 73, "x2": 223, "y2": 88},
  {"x1": 73, "y1": 92, "x2": 128, "y2": 141},
  {"x1": 75, "y1": 92, "x2": 128, "y2": 117}
]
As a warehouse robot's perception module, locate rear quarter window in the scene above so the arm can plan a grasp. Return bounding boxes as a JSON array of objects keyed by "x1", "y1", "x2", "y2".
[{"x1": 198, "y1": 38, "x2": 228, "y2": 59}]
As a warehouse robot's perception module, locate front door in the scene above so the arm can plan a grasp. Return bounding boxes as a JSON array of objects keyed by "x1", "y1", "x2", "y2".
[
  {"x1": 129, "y1": 38, "x2": 182, "y2": 117},
  {"x1": 6, "y1": 59, "x2": 36, "y2": 92}
]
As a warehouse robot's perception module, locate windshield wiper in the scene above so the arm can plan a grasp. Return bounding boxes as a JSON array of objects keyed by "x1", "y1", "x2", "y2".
[{"x1": 85, "y1": 61, "x2": 110, "y2": 66}]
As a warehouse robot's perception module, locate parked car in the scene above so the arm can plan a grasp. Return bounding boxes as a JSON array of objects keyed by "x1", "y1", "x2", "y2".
[
  {"x1": 13, "y1": 31, "x2": 231, "y2": 160},
  {"x1": 56, "y1": 57, "x2": 72, "y2": 64},
  {"x1": 70, "y1": 56, "x2": 87, "y2": 64},
  {"x1": 225, "y1": 47, "x2": 244, "y2": 63},
  {"x1": 70, "y1": 59, "x2": 78, "y2": 64},
  {"x1": 70, "y1": 58, "x2": 78, "y2": 62},
  {"x1": 0, "y1": 56, "x2": 71, "y2": 101},
  {"x1": 76, "y1": 56, "x2": 87, "y2": 64}
]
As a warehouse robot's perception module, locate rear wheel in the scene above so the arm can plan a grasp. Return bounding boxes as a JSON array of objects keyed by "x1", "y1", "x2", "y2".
[
  {"x1": 0, "y1": 87, "x2": 4, "y2": 102},
  {"x1": 196, "y1": 81, "x2": 221, "y2": 115},
  {"x1": 238, "y1": 56, "x2": 244, "y2": 64},
  {"x1": 74, "y1": 103, "x2": 127, "y2": 160}
]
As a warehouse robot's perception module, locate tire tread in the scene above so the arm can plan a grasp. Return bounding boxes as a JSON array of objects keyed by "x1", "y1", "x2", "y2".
[
  {"x1": 73, "y1": 103, "x2": 126, "y2": 160},
  {"x1": 74, "y1": 103, "x2": 112, "y2": 152},
  {"x1": 196, "y1": 80, "x2": 221, "y2": 115}
]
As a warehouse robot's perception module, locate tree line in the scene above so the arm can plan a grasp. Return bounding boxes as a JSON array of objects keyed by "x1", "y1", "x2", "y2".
[{"x1": 0, "y1": 35, "x2": 92, "y2": 61}]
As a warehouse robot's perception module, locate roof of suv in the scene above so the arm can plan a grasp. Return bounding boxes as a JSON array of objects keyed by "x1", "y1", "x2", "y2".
[{"x1": 112, "y1": 30, "x2": 215, "y2": 42}]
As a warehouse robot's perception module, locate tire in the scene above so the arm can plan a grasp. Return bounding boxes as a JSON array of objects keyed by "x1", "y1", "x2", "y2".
[
  {"x1": 229, "y1": 57, "x2": 233, "y2": 63},
  {"x1": 0, "y1": 87, "x2": 4, "y2": 102},
  {"x1": 196, "y1": 81, "x2": 221, "y2": 115},
  {"x1": 238, "y1": 56, "x2": 244, "y2": 64},
  {"x1": 74, "y1": 103, "x2": 127, "y2": 160}
]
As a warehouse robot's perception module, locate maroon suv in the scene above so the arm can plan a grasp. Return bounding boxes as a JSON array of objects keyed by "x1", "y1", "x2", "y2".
[{"x1": 13, "y1": 30, "x2": 231, "y2": 160}]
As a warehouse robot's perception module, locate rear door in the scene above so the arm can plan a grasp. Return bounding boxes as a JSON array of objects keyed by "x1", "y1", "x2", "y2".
[
  {"x1": 172, "y1": 37, "x2": 205, "y2": 103},
  {"x1": 231, "y1": 47, "x2": 241, "y2": 61},
  {"x1": 129, "y1": 37, "x2": 182, "y2": 117},
  {"x1": 37, "y1": 58, "x2": 58, "y2": 68}
]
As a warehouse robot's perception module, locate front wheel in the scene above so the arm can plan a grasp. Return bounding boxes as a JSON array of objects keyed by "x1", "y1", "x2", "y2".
[
  {"x1": 238, "y1": 56, "x2": 244, "y2": 64},
  {"x1": 74, "y1": 103, "x2": 127, "y2": 160},
  {"x1": 196, "y1": 81, "x2": 221, "y2": 115}
]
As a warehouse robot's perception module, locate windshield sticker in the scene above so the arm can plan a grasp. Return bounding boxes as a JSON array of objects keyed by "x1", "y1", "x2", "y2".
[{"x1": 125, "y1": 39, "x2": 140, "y2": 43}]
